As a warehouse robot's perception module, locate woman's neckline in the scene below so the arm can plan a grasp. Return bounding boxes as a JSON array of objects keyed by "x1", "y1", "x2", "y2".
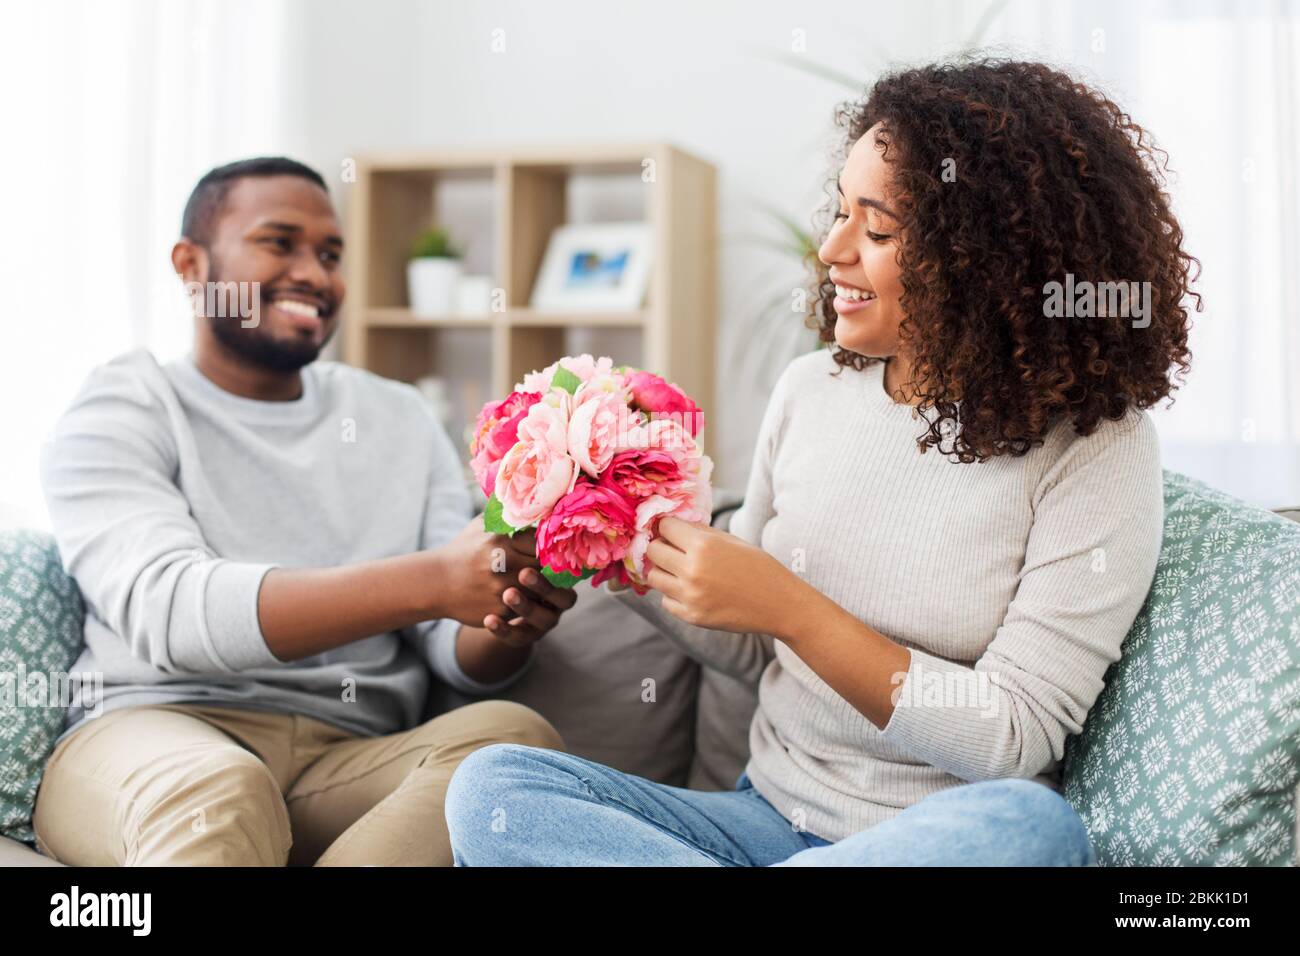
[{"x1": 868, "y1": 359, "x2": 929, "y2": 421}]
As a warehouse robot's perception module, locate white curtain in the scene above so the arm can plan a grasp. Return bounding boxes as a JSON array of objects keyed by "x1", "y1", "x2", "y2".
[
  {"x1": 1137, "y1": 2, "x2": 1300, "y2": 508},
  {"x1": 983, "y1": 0, "x2": 1300, "y2": 508},
  {"x1": 0, "y1": 0, "x2": 301, "y2": 529}
]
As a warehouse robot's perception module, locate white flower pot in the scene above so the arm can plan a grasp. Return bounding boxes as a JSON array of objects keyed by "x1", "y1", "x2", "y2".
[{"x1": 407, "y1": 258, "x2": 463, "y2": 317}]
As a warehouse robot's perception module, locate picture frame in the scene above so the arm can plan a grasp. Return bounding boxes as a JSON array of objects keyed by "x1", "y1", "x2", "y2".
[{"x1": 529, "y1": 221, "x2": 652, "y2": 312}]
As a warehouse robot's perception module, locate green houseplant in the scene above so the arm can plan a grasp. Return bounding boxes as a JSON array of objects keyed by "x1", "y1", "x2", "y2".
[{"x1": 407, "y1": 226, "x2": 464, "y2": 318}]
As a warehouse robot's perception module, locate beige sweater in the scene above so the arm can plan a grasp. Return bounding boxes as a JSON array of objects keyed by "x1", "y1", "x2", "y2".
[{"x1": 618, "y1": 348, "x2": 1164, "y2": 841}]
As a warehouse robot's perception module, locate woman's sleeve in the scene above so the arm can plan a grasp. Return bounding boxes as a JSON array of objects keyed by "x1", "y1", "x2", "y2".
[
  {"x1": 613, "y1": 367, "x2": 792, "y2": 684},
  {"x1": 877, "y1": 409, "x2": 1165, "y2": 782}
]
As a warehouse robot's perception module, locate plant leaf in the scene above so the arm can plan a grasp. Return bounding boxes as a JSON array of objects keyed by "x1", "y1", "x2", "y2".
[
  {"x1": 540, "y1": 565, "x2": 596, "y2": 588},
  {"x1": 541, "y1": 567, "x2": 578, "y2": 588},
  {"x1": 551, "y1": 367, "x2": 581, "y2": 395},
  {"x1": 483, "y1": 495, "x2": 516, "y2": 536},
  {"x1": 758, "y1": 50, "x2": 871, "y2": 92}
]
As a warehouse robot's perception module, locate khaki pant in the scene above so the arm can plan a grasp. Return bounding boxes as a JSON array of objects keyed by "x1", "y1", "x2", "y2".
[{"x1": 32, "y1": 699, "x2": 564, "y2": 866}]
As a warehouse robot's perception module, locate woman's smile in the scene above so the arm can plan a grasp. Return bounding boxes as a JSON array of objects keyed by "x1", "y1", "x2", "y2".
[
  {"x1": 833, "y1": 282, "x2": 878, "y2": 314},
  {"x1": 830, "y1": 274, "x2": 880, "y2": 315}
]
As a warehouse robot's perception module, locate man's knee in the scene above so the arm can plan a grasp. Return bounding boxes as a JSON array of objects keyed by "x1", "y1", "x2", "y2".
[
  {"x1": 471, "y1": 699, "x2": 565, "y2": 751},
  {"x1": 131, "y1": 748, "x2": 291, "y2": 866},
  {"x1": 421, "y1": 700, "x2": 565, "y2": 765}
]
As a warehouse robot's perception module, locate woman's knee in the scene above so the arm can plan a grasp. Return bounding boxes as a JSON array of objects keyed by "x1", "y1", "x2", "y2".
[
  {"x1": 443, "y1": 742, "x2": 556, "y2": 853},
  {"x1": 958, "y1": 778, "x2": 1094, "y2": 865},
  {"x1": 445, "y1": 743, "x2": 540, "y2": 821}
]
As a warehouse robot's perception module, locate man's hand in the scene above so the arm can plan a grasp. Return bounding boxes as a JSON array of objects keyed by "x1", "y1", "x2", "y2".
[
  {"x1": 483, "y1": 566, "x2": 579, "y2": 647},
  {"x1": 434, "y1": 517, "x2": 542, "y2": 626},
  {"x1": 255, "y1": 516, "x2": 577, "y2": 666},
  {"x1": 452, "y1": 566, "x2": 580, "y2": 686}
]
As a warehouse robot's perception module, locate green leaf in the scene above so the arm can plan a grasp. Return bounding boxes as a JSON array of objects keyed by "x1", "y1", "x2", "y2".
[
  {"x1": 541, "y1": 566, "x2": 580, "y2": 588},
  {"x1": 551, "y1": 366, "x2": 582, "y2": 395},
  {"x1": 483, "y1": 495, "x2": 516, "y2": 536},
  {"x1": 541, "y1": 565, "x2": 598, "y2": 589}
]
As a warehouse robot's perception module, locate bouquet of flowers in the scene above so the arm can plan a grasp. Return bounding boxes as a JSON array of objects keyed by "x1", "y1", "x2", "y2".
[{"x1": 469, "y1": 354, "x2": 712, "y2": 593}]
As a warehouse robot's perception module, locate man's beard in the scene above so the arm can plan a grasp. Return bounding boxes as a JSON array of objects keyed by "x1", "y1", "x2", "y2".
[{"x1": 204, "y1": 256, "x2": 333, "y2": 372}]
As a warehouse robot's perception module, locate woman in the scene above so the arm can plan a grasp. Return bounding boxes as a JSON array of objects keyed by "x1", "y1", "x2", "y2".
[{"x1": 443, "y1": 58, "x2": 1197, "y2": 866}]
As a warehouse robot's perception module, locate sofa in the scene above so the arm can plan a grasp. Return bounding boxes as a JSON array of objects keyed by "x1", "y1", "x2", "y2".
[{"x1": 2, "y1": 470, "x2": 1297, "y2": 866}]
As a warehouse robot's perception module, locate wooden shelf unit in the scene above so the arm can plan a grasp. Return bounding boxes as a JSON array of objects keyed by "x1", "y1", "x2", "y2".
[{"x1": 342, "y1": 143, "x2": 717, "y2": 449}]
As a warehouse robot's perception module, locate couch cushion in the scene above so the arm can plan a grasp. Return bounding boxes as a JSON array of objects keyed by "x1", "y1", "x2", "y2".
[
  {"x1": 687, "y1": 667, "x2": 758, "y2": 791},
  {"x1": 0, "y1": 530, "x2": 85, "y2": 844},
  {"x1": 0, "y1": 833, "x2": 64, "y2": 867},
  {"x1": 1063, "y1": 470, "x2": 1300, "y2": 865},
  {"x1": 684, "y1": 497, "x2": 760, "y2": 792}
]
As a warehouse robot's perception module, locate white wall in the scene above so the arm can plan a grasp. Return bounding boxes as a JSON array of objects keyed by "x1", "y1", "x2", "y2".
[
  {"x1": 284, "y1": 0, "x2": 990, "y2": 489},
  {"x1": 4, "y1": 0, "x2": 1296, "y2": 528},
  {"x1": 287, "y1": 0, "x2": 1300, "y2": 505}
]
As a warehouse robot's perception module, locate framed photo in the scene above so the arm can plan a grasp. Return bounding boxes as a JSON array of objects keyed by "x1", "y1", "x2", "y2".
[{"x1": 529, "y1": 222, "x2": 651, "y2": 312}]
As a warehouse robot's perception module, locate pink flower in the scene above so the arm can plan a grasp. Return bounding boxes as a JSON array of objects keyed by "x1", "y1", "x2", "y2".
[
  {"x1": 537, "y1": 480, "x2": 637, "y2": 576},
  {"x1": 591, "y1": 561, "x2": 633, "y2": 589},
  {"x1": 573, "y1": 370, "x2": 631, "y2": 408},
  {"x1": 599, "y1": 448, "x2": 685, "y2": 500},
  {"x1": 625, "y1": 370, "x2": 705, "y2": 437},
  {"x1": 484, "y1": 354, "x2": 712, "y2": 595},
  {"x1": 625, "y1": 419, "x2": 710, "y2": 494},
  {"x1": 567, "y1": 392, "x2": 635, "y2": 478},
  {"x1": 518, "y1": 353, "x2": 616, "y2": 394},
  {"x1": 469, "y1": 391, "x2": 542, "y2": 498},
  {"x1": 495, "y1": 398, "x2": 578, "y2": 529},
  {"x1": 624, "y1": 495, "x2": 681, "y2": 585},
  {"x1": 621, "y1": 436, "x2": 713, "y2": 587}
]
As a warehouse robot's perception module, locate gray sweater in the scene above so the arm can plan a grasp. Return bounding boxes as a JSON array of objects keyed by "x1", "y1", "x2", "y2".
[
  {"x1": 618, "y1": 349, "x2": 1164, "y2": 842},
  {"x1": 41, "y1": 350, "x2": 525, "y2": 746}
]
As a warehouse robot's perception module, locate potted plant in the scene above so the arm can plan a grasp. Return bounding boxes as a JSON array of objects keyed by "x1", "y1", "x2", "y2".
[{"x1": 407, "y1": 227, "x2": 463, "y2": 317}]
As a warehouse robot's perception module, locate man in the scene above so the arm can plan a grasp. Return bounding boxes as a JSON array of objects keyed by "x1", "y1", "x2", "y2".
[{"x1": 34, "y1": 157, "x2": 574, "y2": 866}]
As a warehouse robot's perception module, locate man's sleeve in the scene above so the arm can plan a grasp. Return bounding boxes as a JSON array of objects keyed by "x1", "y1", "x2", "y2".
[
  {"x1": 878, "y1": 410, "x2": 1165, "y2": 781},
  {"x1": 39, "y1": 359, "x2": 281, "y2": 675},
  {"x1": 401, "y1": 399, "x2": 535, "y2": 695}
]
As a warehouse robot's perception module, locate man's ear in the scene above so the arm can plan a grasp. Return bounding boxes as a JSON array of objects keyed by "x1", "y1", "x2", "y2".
[
  {"x1": 171, "y1": 238, "x2": 208, "y2": 286},
  {"x1": 172, "y1": 238, "x2": 209, "y2": 318}
]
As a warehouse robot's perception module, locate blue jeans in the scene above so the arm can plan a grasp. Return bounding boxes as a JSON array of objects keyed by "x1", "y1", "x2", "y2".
[{"x1": 443, "y1": 744, "x2": 1096, "y2": 866}]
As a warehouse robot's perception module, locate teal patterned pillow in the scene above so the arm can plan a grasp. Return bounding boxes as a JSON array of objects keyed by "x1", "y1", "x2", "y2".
[
  {"x1": 0, "y1": 529, "x2": 85, "y2": 843},
  {"x1": 1063, "y1": 471, "x2": 1300, "y2": 866}
]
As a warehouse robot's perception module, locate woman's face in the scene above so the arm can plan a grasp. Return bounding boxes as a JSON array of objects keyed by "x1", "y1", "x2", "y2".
[{"x1": 817, "y1": 123, "x2": 906, "y2": 359}]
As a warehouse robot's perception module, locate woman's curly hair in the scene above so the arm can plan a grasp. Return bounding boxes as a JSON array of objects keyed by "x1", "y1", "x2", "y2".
[{"x1": 812, "y1": 57, "x2": 1200, "y2": 461}]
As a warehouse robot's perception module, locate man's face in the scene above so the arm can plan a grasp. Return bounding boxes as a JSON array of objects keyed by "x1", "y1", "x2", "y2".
[{"x1": 199, "y1": 175, "x2": 345, "y2": 371}]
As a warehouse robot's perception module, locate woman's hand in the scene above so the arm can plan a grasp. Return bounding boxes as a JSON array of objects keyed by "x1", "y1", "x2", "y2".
[{"x1": 645, "y1": 515, "x2": 807, "y2": 635}]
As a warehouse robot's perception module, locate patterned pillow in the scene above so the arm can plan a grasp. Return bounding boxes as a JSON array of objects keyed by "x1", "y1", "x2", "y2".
[
  {"x1": 1063, "y1": 470, "x2": 1300, "y2": 866},
  {"x1": 0, "y1": 530, "x2": 84, "y2": 843}
]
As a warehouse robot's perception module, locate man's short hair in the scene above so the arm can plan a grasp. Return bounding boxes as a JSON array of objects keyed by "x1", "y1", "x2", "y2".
[{"x1": 181, "y1": 157, "x2": 328, "y2": 246}]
